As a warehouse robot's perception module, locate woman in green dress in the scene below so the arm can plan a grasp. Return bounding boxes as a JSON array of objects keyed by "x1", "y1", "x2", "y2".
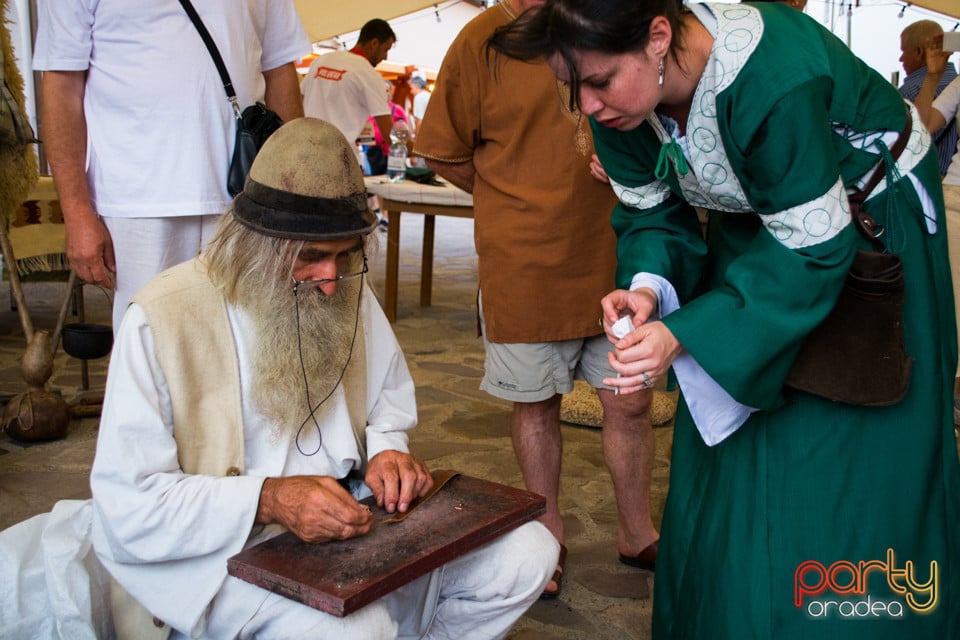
[{"x1": 490, "y1": 1, "x2": 959, "y2": 638}]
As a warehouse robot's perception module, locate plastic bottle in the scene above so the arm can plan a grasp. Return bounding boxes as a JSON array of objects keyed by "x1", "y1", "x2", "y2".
[{"x1": 387, "y1": 120, "x2": 409, "y2": 183}]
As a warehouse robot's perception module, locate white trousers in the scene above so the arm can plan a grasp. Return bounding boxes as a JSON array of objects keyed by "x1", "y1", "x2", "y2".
[
  {"x1": 189, "y1": 521, "x2": 558, "y2": 640},
  {"x1": 103, "y1": 215, "x2": 220, "y2": 332},
  {"x1": 0, "y1": 502, "x2": 557, "y2": 640}
]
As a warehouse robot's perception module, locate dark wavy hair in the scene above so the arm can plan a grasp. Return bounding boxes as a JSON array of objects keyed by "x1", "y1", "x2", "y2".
[{"x1": 486, "y1": 0, "x2": 687, "y2": 111}]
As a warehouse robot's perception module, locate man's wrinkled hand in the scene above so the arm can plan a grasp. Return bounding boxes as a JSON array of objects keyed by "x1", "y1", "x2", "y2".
[
  {"x1": 66, "y1": 214, "x2": 116, "y2": 289},
  {"x1": 257, "y1": 475, "x2": 373, "y2": 543},
  {"x1": 365, "y1": 450, "x2": 433, "y2": 514}
]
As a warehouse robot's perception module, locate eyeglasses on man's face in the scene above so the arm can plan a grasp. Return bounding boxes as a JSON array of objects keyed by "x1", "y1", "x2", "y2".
[{"x1": 291, "y1": 254, "x2": 368, "y2": 296}]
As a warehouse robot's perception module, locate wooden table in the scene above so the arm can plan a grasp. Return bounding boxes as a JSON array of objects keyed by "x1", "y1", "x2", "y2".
[{"x1": 364, "y1": 177, "x2": 474, "y2": 322}]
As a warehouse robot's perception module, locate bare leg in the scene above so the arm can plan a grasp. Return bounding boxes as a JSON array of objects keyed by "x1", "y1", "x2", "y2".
[
  {"x1": 597, "y1": 387, "x2": 659, "y2": 556},
  {"x1": 511, "y1": 395, "x2": 564, "y2": 594},
  {"x1": 511, "y1": 395, "x2": 564, "y2": 543}
]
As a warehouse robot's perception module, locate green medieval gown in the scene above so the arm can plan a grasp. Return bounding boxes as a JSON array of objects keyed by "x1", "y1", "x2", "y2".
[{"x1": 591, "y1": 4, "x2": 960, "y2": 638}]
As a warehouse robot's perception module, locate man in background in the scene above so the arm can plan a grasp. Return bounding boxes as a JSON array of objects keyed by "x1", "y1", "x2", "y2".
[
  {"x1": 301, "y1": 18, "x2": 396, "y2": 160},
  {"x1": 408, "y1": 74, "x2": 431, "y2": 133},
  {"x1": 899, "y1": 19, "x2": 958, "y2": 176},
  {"x1": 33, "y1": 1, "x2": 307, "y2": 331},
  {"x1": 915, "y1": 33, "x2": 960, "y2": 426}
]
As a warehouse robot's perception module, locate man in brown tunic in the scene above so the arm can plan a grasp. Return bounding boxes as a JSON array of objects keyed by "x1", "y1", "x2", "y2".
[{"x1": 415, "y1": 0, "x2": 659, "y2": 597}]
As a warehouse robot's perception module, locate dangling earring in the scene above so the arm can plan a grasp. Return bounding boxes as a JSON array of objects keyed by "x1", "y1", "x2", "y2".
[{"x1": 658, "y1": 58, "x2": 665, "y2": 88}]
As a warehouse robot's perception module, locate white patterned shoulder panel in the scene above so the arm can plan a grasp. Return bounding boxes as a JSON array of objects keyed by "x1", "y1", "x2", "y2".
[
  {"x1": 762, "y1": 178, "x2": 849, "y2": 249},
  {"x1": 672, "y1": 4, "x2": 761, "y2": 213},
  {"x1": 610, "y1": 176, "x2": 673, "y2": 210}
]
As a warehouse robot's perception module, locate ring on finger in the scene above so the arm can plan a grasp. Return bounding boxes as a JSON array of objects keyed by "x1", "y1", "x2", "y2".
[{"x1": 641, "y1": 371, "x2": 654, "y2": 389}]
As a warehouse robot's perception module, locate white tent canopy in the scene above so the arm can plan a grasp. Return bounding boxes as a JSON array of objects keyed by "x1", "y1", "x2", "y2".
[
  {"x1": 295, "y1": 0, "x2": 485, "y2": 73},
  {"x1": 294, "y1": 0, "x2": 461, "y2": 43},
  {"x1": 910, "y1": 0, "x2": 960, "y2": 20},
  {"x1": 292, "y1": 0, "x2": 959, "y2": 45}
]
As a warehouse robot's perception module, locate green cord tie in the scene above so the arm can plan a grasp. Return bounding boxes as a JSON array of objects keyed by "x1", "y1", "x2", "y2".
[
  {"x1": 873, "y1": 139, "x2": 907, "y2": 253},
  {"x1": 876, "y1": 140, "x2": 902, "y2": 226},
  {"x1": 877, "y1": 141, "x2": 902, "y2": 202},
  {"x1": 655, "y1": 139, "x2": 689, "y2": 180}
]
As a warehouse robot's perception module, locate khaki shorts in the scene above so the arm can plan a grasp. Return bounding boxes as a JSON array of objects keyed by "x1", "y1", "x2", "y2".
[{"x1": 478, "y1": 294, "x2": 617, "y2": 402}]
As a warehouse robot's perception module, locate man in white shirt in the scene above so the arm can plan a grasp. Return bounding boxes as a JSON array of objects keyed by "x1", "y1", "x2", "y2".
[
  {"x1": 33, "y1": 0, "x2": 309, "y2": 332},
  {"x1": 409, "y1": 74, "x2": 431, "y2": 133},
  {"x1": 302, "y1": 18, "x2": 396, "y2": 154}
]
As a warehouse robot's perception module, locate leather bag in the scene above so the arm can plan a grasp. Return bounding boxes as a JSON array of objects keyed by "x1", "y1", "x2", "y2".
[
  {"x1": 180, "y1": 0, "x2": 282, "y2": 196},
  {"x1": 785, "y1": 109, "x2": 913, "y2": 406},
  {"x1": 785, "y1": 249, "x2": 911, "y2": 405},
  {"x1": 229, "y1": 103, "x2": 283, "y2": 196}
]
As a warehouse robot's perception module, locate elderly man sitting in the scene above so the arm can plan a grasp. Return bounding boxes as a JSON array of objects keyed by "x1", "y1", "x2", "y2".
[{"x1": 0, "y1": 118, "x2": 557, "y2": 639}]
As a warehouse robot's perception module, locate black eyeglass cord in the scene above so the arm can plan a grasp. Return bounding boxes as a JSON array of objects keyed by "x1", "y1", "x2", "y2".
[{"x1": 293, "y1": 274, "x2": 364, "y2": 456}]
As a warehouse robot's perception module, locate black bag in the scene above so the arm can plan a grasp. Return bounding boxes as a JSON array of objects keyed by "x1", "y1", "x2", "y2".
[
  {"x1": 180, "y1": 0, "x2": 281, "y2": 196},
  {"x1": 229, "y1": 103, "x2": 283, "y2": 196},
  {"x1": 785, "y1": 108, "x2": 913, "y2": 406},
  {"x1": 366, "y1": 145, "x2": 388, "y2": 176}
]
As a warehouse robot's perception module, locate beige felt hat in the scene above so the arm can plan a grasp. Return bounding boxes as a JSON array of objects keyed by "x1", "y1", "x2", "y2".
[{"x1": 233, "y1": 118, "x2": 377, "y2": 240}]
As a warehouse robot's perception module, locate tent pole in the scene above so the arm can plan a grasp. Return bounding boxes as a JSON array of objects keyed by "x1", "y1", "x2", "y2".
[{"x1": 846, "y1": 3, "x2": 852, "y2": 48}]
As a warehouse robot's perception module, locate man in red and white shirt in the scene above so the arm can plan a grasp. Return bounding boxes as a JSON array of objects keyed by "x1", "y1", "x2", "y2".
[{"x1": 302, "y1": 18, "x2": 395, "y2": 154}]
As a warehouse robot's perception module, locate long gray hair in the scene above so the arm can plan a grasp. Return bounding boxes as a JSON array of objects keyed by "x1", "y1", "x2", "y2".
[
  {"x1": 203, "y1": 209, "x2": 301, "y2": 305},
  {"x1": 203, "y1": 209, "x2": 376, "y2": 304}
]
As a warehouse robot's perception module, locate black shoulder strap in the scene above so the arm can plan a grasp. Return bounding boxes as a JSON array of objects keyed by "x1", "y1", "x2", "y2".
[{"x1": 178, "y1": 0, "x2": 239, "y2": 115}]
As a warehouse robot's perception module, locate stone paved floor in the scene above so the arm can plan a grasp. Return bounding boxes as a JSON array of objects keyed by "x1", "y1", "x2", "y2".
[{"x1": 0, "y1": 214, "x2": 669, "y2": 639}]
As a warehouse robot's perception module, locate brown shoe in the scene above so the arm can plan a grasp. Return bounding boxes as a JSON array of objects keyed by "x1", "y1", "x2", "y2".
[
  {"x1": 619, "y1": 540, "x2": 657, "y2": 572},
  {"x1": 540, "y1": 544, "x2": 567, "y2": 599}
]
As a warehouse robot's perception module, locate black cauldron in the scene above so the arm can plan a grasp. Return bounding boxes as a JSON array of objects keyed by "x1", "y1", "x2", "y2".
[{"x1": 60, "y1": 323, "x2": 113, "y2": 360}]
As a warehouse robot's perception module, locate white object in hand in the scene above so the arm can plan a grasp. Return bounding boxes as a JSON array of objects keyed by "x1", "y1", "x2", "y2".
[
  {"x1": 610, "y1": 316, "x2": 635, "y2": 395},
  {"x1": 611, "y1": 316, "x2": 634, "y2": 339}
]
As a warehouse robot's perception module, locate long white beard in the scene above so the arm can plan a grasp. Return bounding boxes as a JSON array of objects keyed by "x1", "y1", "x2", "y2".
[{"x1": 237, "y1": 273, "x2": 362, "y2": 438}]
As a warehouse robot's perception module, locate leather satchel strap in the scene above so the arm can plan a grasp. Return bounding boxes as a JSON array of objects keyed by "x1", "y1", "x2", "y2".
[
  {"x1": 179, "y1": 0, "x2": 238, "y2": 109},
  {"x1": 849, "y1": 106, "x2": 912, "y2": 250}
]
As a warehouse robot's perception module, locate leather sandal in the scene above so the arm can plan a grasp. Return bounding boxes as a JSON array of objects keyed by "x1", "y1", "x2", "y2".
[
  {"x1": 540, "y1": 544, "x2": 567, "y2": 600},
  {"x1": 618, "y1": 539, "x2": 657, "y2": 572}
]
